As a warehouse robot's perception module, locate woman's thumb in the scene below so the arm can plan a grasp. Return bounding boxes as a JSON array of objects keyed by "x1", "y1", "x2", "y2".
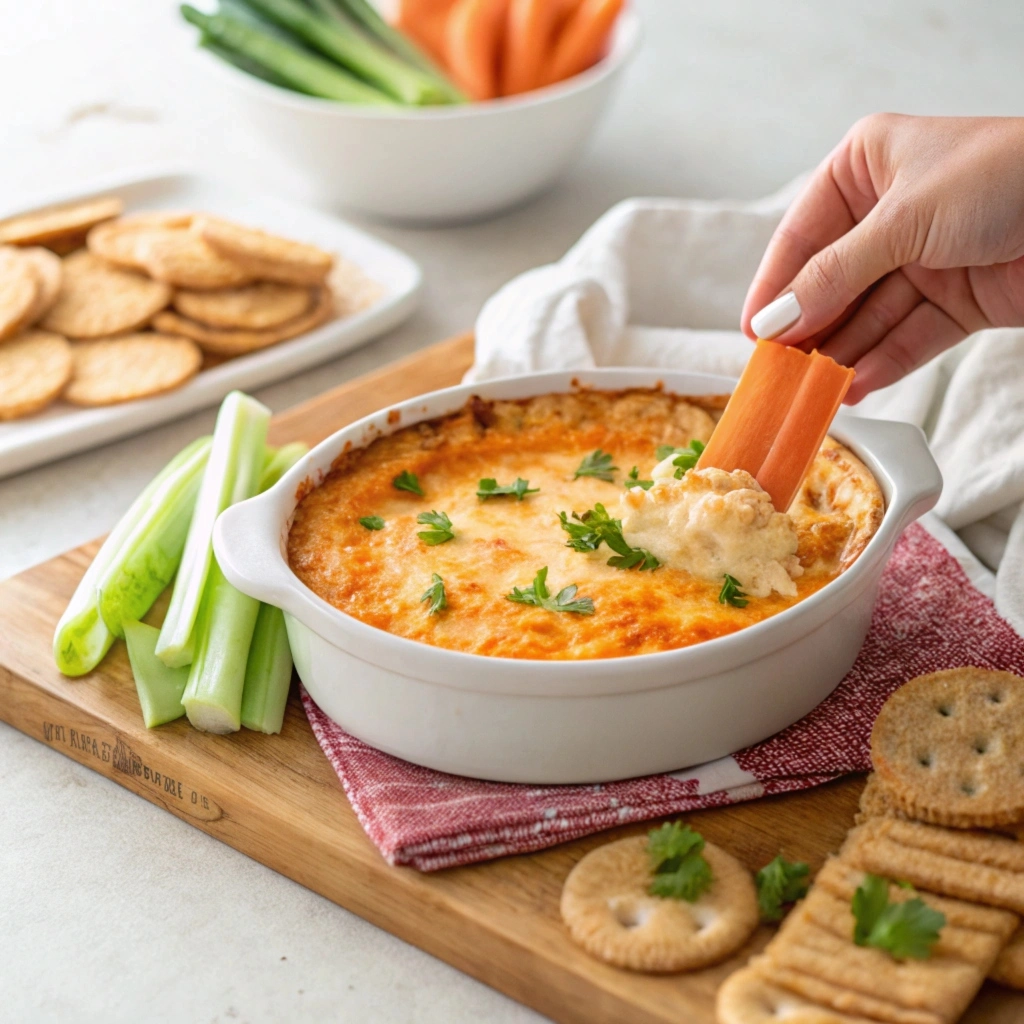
[{"x1": 751, "y1": 207, "x2": 903, "y2": 342}]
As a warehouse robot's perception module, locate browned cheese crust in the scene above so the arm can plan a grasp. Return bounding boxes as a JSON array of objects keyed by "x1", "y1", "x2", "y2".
[{"x1": 287, "y1": 390, "x2": 884, "y2": 660}]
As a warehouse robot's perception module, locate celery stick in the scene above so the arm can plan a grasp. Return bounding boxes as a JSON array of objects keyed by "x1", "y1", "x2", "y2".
[
  {"x1": 258, "y1": 441, "x2": 308, "y2": 491},
  {"x1": 124, "y1": 620, "x2": 189, "y2": 728},
  {"x1": 156, "y1": 391, "x2": 270, "y2": 668},
  {"x1": 96, "y1": 438, "x2": 212, "y2": 639},
  {"x1": 240, "y1": 604, "x2": 293, "y2": 734},
  {"x1": 181, "y1": 561, "x2": 261, "y2": 733},
  {"x1": 52, "y1": 437, "x2": 210, "y2": 677}
]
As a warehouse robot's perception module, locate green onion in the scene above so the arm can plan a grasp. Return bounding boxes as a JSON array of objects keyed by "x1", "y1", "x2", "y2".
[
  {"x1": 95, "y1": 438, "x2": 213, "y2": 639},
  {"x1": 124, "y1": 620, "x2": 189, "y2": 728},
  {"x1": 156, "y1": 391, "x2": 270, "y2": 668},
  {"x1": 180, "y1": 5, "x2": 395, "y2": 104},
  {"x1": 240, "y1": 604, "x2": 294, "y2": 734},
  {"x1": 312, "y1": 0, "x2": 466, "y2": 99},
  {"x1": 239, "y1": 0, "x2": 455, "y2": 105},
  {"x1": 52, "y1": 436, "x2": 210, "y2": 677}
]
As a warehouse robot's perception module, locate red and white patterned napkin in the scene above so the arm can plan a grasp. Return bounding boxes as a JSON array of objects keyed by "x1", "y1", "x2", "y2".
[{"x1": 302, "y1": 524, "x2": 1024, "y2": 871}]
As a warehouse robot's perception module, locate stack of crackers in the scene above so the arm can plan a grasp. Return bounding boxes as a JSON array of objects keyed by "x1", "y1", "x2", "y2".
[
  {"x1": 0, "y1": 195, "x2": 382, "y2": 421},
  {"x1": 718, "y1": 667, "x2": 1024, "y2": 1024}
]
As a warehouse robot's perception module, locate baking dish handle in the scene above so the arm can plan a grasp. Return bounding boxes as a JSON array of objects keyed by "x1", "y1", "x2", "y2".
[
  {"x1": 839, "y1": 417, "x2": 943, "y2": 532},
  {"x1": 213, "y1": 491, "x2": 299, "y2": 610}
]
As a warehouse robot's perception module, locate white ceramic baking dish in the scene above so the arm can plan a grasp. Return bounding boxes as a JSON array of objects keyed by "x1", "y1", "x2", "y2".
[{"x1": 214, "y1": 369, "x2": 942, "y2": 784}]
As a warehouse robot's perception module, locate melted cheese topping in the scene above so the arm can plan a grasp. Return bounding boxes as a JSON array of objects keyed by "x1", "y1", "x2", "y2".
[
  {"x1": 287, "y1": 391, "x2": 883, "y2": 661},
  {"x1": 620, "y1": 467, "x2": 802, "y2": 598}
]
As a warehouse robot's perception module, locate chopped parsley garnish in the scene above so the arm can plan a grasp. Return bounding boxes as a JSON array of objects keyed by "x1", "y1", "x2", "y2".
[
  {"x1": 719, "y1": 573, "x2": 749, "y2": 607},
  {"x1": 655, "y1": 439, "x2": 706, "y2": 479},
  {"x1": 574, "y1": 449, "x2": 618, "y2": 482},
  {"x1": 756, "y1": 855, "x2": 810, "y2": 922},
  {"x1": 852, "y1": 874, "x2": 945, "y2": 960},
  {"x1": 558, "y1": 504, "x2": 660, "y2": 571},
  {"x1": 477, "y1": 477, "x2": 539, "y2": 501},
  {"x1": 420, "y1": 573, "x2": 447, "y2": 615},
  {"x1": 625, "y1": 466, "x2": 654, "y2": 490},
  {"x1": 416, "y1": 510, "x2": 455, "y2": 545},
  {"x1": 506, "y1": 567, "x2": 594, "y2": 615},
  {"x1": 359, "y1": 516, "x2": 385, "y2": 531},
  {"x1": 393, "y1": 470, "x2": 424, "y2": 496},
  {"x1": 647, "y1": 822, "x2": 713, "y2": 902}
]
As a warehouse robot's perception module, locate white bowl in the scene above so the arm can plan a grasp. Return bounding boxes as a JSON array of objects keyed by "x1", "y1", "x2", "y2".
[
  {"x1": 199, "y1": 12, "x2": 641, "y2": 223},
  {"x1": 214, "y1": 369, "x2": 942, "y2": 783}
]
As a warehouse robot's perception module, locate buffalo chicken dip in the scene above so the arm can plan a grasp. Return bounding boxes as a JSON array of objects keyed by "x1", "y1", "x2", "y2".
[{"x1": 286, "y1": 390, "x2": 883, "y2": 660}]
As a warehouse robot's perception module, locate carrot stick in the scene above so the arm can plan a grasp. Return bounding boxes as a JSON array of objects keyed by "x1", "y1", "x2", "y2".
[
  {"x1": 696, "y1": 340, "x2": 811, "y2": 479},
  {"x1": 697, "y1": 341, "x2": 854, "y2": 511},
  {"x1": 755, "y1": 351, "x2": 854, "y2": 511},
  {"x1": 445, "y1": 0, "x2": 508, "y2": 100},
  {"x1": 501, "y1": 0, "x2": 558, "y2": 96},
  {"x1": 545, "y1": 0, "x2": 623, "y2": 85},
  {"x1": 396, "y1": 0, "x2": 458, "y2": 64}
]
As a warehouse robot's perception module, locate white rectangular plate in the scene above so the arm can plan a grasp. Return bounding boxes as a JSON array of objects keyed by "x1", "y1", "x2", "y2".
[{"x1": 0, "y1": 170, "x2": 422, "y2": 480}]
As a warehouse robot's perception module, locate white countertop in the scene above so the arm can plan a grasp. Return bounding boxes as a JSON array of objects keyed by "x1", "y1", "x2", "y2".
[{"x1": 2, "y1": 1, "x2": 1021, "y2": 1020}]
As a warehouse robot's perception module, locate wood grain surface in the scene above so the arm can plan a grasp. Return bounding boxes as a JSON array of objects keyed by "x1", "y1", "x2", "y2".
[{"x1": 1, "y1": 332, "x2": 1020, "y2": 1024}]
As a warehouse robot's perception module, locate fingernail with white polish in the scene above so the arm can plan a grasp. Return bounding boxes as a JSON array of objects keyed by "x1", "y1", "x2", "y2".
[{"x1": 751, "y1": 292, "x2": 802, "y2": 340}]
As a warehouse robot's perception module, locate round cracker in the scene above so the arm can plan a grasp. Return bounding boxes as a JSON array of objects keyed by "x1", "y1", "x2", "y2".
[
  {"x1": 196, "y1": 215, "x2": 333, "y2": 285},
  {"x1": 716, "y1": 964, "x2": 874, "y2": 1024},
  {"x1": 152, "y1": 286, "x2": 333, "y2": 356},
  {"x1": 871, "y1": 668, "x2": 1024, "y2": 829},
  {"x1": 172, "y1": 281, "x2": 312, "y2": 330},
  {"x1": 559, "y1": 834, "x2": 758, "y2": 972},
  {"x1": 87, "y1": 212, "x2": 194, "y2": 271},
  {"x1": 140, "y1": 227, "x2": 251, "y2": 290},
  {"x1": 0, "y1": 196, "x2": 123, "y2": 246},
  {"x1": 0, "y1": 248, "x2": 41, "y2": 340},
  {"x1": 41, "y1": 250, "x2": 171, "y2": 339},
  {"x1": 64, "y1": 333, "x2": 202, "y2": 406},
  {"x1": 17, "y1": 246, "x2": 63, "y2": 324},
  {"x1": 0, "y1": 330, "x2": 73, "y2": 420}
]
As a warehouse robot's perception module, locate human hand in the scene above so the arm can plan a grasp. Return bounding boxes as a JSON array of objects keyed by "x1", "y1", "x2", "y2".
[{"x1": 741, "y1": 114, "x2": 1024, "y2": 402}]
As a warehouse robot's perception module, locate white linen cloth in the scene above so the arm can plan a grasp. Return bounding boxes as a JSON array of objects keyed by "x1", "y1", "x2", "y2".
[{"x1": 468, "y1": 183, "x2": 1024, "y2": 630}]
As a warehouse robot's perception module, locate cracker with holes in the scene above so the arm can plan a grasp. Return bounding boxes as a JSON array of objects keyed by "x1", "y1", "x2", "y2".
[
  {"x1": 0, "y1": 196, "x2": 122, "y2": 247},
  {"x1": 64, "y1": 333, "x2": 202, "y2": 406},
  {"x1": 152, "y1": 286, "x2": 333, "y2": 356},
  {"x1": 717, "y1": 964, "x2": 877, "y2": 1024},
  {"x1": 86, "y1": 212, "x2": 194, "y2": 271},
  {"x1": 560, "y1": 824, "x2": 758, "y2": 972},
  {"x1": 0, "y1": 330, "x2": 72, "y2": 420},
  {"x1": 841, "y1": 817, "x2": 1024, "y2": 914},
  {"x1": 41, "y1": 251, "x2": 171, "y2": 339},
  {"x1": 139, "y1": 227, "x2": 252, "y2": 290},
  {"x1": 871, "y1": 668, "x2": 1024, "y2": 829},
  {"x1": 756, "y1": 882, "x2": 1001, "y2": 1024},
  {"x1": 991, "y1": 924, "x2": 1024, "y2": 990},
  {"x1": 0, "y1": 247, "x2": 41, "y2": 339},
  {"x1": 17, "y1": 246, "x2": 63, "y2": 325},
  {"x1": 197, "y1": 215, "x2": 333, "y2": 285},
  {"x1": 172, "y1": 281, "x2": 313, "y2": 330}
]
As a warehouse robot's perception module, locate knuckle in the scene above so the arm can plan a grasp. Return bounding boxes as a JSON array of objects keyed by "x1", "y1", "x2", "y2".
[
  {"x1": 804, "y1": 245, "x2": 851, "y2": 304},
  {"x1": 880, "y1": 334, "x2": 922, "y2": 378}
]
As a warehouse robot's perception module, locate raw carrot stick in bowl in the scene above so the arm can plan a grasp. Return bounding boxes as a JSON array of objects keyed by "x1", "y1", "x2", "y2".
[
  {"x1": 546, "y1": 0, "x2": 624, "y2": 85},
  {"x1": 445, "y1": 0, "x2": 509, "y2": 101},
  {"x1": 501, "y1": 0, "x2": 559, "y2": 96},
  {"x1": 396, "y1": 0, "x2": 458, "y2": 64}
]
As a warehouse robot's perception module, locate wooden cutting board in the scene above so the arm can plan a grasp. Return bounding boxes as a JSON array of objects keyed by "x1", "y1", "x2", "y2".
[{"x1": 1, "y1": 332, "x2": 1020, "y2": 1024}]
